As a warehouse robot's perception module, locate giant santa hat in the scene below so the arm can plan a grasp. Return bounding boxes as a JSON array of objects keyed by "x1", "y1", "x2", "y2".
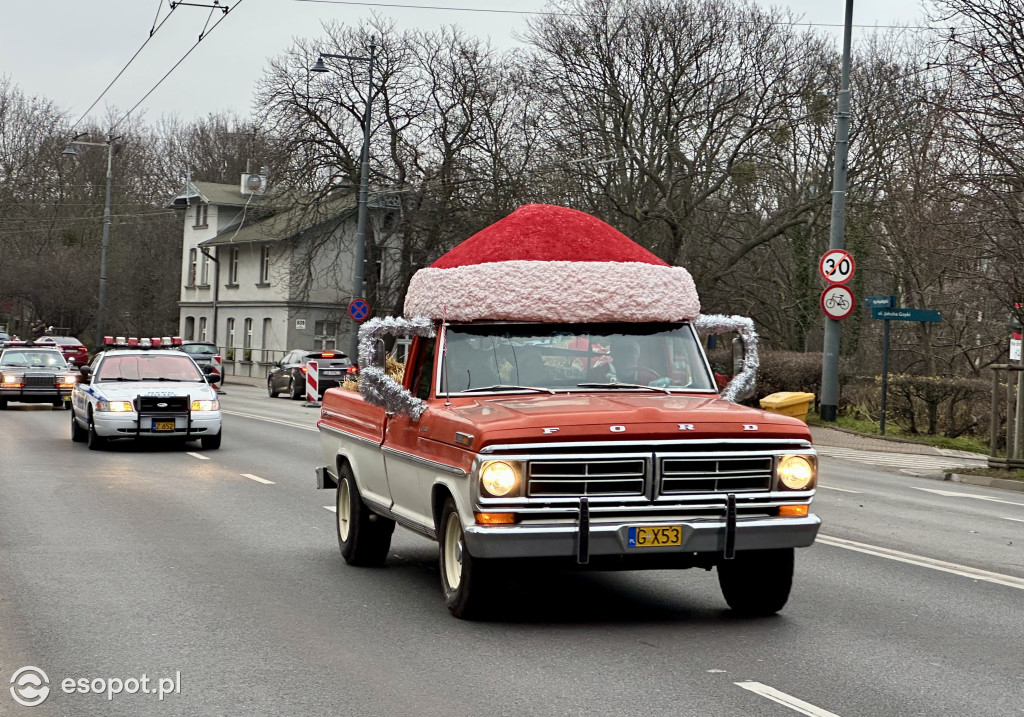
[{"x1": 403, "y1": 204, "x2": 700, "y2": 323}]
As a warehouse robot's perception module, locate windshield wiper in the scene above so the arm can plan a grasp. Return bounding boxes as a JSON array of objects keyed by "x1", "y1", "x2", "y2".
[
  {"x1": 576, "y1": 382, "x2": 671, "y2": 394},
  {"x1": 140, "y1": 377, "x2": 189, "y2": 382},
  {"x1": 99, "y1": 377, "x2": 135, "y2": 382},
  {"x1": 461, "y1": 384, "x2": 557, "y2": 394}
]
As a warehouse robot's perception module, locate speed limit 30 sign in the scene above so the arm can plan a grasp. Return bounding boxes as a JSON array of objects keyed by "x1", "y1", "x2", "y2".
[{"x1": 819, "y1": 249, "x2": 855, "y2": 285}]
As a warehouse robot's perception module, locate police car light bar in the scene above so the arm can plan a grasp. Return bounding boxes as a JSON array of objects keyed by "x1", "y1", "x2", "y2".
[
  {"x1": 151, "y1": 337, "x2": 163, "y2": 348},
  {"x1": 171, "y1": 337, "x2": 183, "y2": 346},
  {"x1": 127, "y1": 337, "x2": 139, "y2": 347},
  {"x1": 103, "y1": 336, "x2": 115, "y2": 345}
]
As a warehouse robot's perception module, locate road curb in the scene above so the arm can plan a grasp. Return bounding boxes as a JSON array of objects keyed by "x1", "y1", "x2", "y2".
[{"x1": 944, "y1": 472, "x2": 1024, "y2": 492}]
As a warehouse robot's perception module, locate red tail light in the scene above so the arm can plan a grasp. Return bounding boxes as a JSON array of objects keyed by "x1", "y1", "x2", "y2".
[
  {"x1": 300, "y1": 366, "x2": 307, "y2": 373},
  {"x1": 321, "y1": 352, "x2": 335, "y2": 358}
]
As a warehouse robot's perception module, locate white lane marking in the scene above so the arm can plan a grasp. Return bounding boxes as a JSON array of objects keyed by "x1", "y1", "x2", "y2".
[
  {"x1": 817, "y1": 535, "x2": 1024, "y2": 590},
  {"x1": 817, "y1": 485, "x2": 861, "y2": 493},
  {"x1": 735, "y1": 682, "x2": 841, "y2": 717},
  {"x1": 186, "y1": 452, "x2": 210, "y2": 460},
  {"x1": 324, "y1": 506, "x2": 337, "y2": 513},
  {"x1": 913, "y1": 486, "x2": 1024, "y2": 508},
  {"x1": 242, "y1": 473, "x2": 275, "y2": 485},
  {"x1": 1002, "y1": 516, "x2": 1024, "y2": 523},
  {"x1": 222, "y1": 409, "x2": 318, "y2": 432}
]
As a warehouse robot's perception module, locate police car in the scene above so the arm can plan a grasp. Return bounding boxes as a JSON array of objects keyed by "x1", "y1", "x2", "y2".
[{"x1": 70, "y1": 337, "x2": 222, "y2": 450}]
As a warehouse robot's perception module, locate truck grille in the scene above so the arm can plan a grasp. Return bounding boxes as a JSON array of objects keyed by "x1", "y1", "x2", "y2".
[
  {"x1": 527, "y1": 458, "x2": 646, "y2": 497},
  {"x1": 24, "y1": 375, "x2": 55, "y2": 387},
  {"x1": 659, "y1": 455, "x2": 773, "y2": 494}
]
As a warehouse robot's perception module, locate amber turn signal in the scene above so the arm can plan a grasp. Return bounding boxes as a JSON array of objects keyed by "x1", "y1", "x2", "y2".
[
  {"x1": 778, "y1": 504, "x2": 809, "y2": 517},
  {"x1": 474, "y1": 512, "x2": 517, "y2": 525}
]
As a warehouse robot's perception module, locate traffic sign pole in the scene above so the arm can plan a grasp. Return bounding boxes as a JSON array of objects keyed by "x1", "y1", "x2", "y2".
[{"x1": 880, "y1": 318, "x2": 889, "y2": 435}]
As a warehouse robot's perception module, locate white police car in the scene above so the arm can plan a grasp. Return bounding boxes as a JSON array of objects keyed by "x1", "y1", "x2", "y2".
[{"x1": 70, "y1": 339, "x2": 222, "y2": 450}]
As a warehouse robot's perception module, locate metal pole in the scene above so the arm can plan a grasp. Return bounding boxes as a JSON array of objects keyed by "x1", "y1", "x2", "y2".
[
  {"x1": 350, "y1": 40, "x2": 376, "y2": 365},
  {"x1": 990, "y1": 367, "x2": 1000, "y2": 463},
  {"x1": 879, "y1": 318, "x2": 889, "y2": 435},
  {"x1": 819, "y1": 0, "x2": 854, "y2": 422},
  {"x1": 95, "y1": 134, "x2": 114, "y2": 348},
  {"x1": 1007, "y1": 366, "x2": 1016, "y2": 461}
]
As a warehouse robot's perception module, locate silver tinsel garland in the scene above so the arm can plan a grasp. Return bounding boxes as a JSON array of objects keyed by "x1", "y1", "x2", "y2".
[
  {"x1": 357, "y1": 317, "x2": 436, "y2": 419},
  {"x1": 692, "y1": 314, "x2": 759, "y2": 403}
]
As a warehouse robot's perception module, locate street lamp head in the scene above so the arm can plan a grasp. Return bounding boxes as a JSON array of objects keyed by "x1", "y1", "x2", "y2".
[
  {"x1": 62, "y1": 143, "x2": 79, "y2": 156},
  {"x1": 311, "y1": 57, "x2": 330, "y2": 73}
]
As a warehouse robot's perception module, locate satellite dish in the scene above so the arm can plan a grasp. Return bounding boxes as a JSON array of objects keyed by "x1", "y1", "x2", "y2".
[{"x1": 244, "y1": 173, "x2": 267, "y2": 194}]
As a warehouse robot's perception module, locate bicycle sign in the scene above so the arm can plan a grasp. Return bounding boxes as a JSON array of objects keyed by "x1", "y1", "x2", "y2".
[
  {"x1": 820, "y1": 285, "x2": 855, "y2": 320},
  {"x1": 819, "y1": 249, "x2": 855, "y2": 285}
]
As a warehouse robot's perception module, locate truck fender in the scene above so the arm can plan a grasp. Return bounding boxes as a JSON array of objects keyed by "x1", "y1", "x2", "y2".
[{"x1": 431, "y1": 478, "x2": 469, "y2": 536}]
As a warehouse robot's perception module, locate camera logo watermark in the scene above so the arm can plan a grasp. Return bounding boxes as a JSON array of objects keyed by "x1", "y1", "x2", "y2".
[
  {"x1": 8, "y1": 667, "x2": 181, "y2": 706},
  {"x1": 10, "y1": 667, "x2": 50, "y2": 707}
]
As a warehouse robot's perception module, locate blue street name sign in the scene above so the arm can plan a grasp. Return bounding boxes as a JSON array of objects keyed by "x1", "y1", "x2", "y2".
[
  {"x1": 871, "y1": 307, "x2": 941, "y2": 322},
  {"x1": 865, "y1": 295, "x2": 896, "y2": 308}
]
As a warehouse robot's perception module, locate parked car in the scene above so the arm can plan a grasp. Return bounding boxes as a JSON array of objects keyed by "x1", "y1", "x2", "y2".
[
  {"x1": 267, "y1": 350, "x2": 351, "y2": 399},
  {"x1": 33, "y1": 335, "x2": 90, "y2": 366},
  {"x1": 0, "y1": 347, "x2": 77, "y2": 409},
  {"x1": 178, "y1": 341, "x2": 220, "y2": 380}
]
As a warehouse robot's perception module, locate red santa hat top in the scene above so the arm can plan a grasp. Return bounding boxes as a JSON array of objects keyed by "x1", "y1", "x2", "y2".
[{"x1": 403, "y1": 204, "x2": 700, "y2": 323}]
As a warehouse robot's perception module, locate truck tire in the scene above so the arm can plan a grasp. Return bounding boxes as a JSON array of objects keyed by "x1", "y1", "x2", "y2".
[
  {"x1": 438, "y1": 498, "x2": 492, "y2": 619},
  {"x1": 717, "y1": 548, "x2": 794, "y2": 616},
  {"x1": 71, "y1": 408, "x2": 87, "y2": 443},
  {"x1": 87, "y1": 411, "x2": 107, "y2": 451},
  {"x1": 337, "y1": 465, "x2": 394, "y2": 566}
]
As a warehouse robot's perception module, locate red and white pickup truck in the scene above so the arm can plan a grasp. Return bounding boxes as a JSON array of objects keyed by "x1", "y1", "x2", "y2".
[{"x1": 316, "y1": 205, "x2": 819, "y2": 619}]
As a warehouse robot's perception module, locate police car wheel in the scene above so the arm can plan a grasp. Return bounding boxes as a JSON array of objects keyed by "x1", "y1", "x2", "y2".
[
  {"x1": 52, "y1": 398, "x2": 63, "y2": 409},
  {"x1": 70, "y1": 409, "x2": 87, "y2": 443},
  {"x1": 201, "y1": 431, "x2": 222, "y2": 450},
  {"x1": 87, "y1": 412, "x2": 107, "y2": 451},
  {"x1": 0, "y1": 398, "x2": 6, "y2": 410},
  {"x1": 717, "y1": 548, "x2": 794, "y2": 616}
]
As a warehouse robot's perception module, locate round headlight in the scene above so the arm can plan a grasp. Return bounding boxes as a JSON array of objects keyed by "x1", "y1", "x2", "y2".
[
  {"x1": 480, "y1": 461, "x2": 519, "y2": 497},
  {"x1": 778, "y1": 455, "x2": 815, "y2": 490}
]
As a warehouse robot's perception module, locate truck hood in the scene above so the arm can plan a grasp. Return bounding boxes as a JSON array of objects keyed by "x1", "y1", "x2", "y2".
[{"x1": 427, "y1": 393, "x2": 812, "y2": 448}]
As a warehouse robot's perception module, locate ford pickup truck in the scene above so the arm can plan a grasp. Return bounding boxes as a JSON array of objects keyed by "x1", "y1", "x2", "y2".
[{"x1": 315, "y1": 204, "x2": 819, "y2": 619}]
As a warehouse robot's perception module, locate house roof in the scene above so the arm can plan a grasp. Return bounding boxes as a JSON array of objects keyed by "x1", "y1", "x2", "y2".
[
  {"x1": 165, "y1": 181, "x2": 256, "y2": 209},
  {"x1": 199, "y1": 192, "x2": 358, "y2": 247}
]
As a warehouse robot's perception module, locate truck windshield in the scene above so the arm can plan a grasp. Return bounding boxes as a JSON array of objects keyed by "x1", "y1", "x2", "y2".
[{"x1": 439, "y1": 322, "x2": 716, "y2": 393}]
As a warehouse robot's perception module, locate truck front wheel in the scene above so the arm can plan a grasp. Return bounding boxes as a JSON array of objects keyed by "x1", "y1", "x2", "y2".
[
  {"x1": 438, "y1": 498, "x2": 492, "y2": 619},
  {"x1": 336, "y1": 465, "x2": 394, "y2": 566},
  {"x1": 717, "y1": 548, "x2": 794, "y2": 616}
]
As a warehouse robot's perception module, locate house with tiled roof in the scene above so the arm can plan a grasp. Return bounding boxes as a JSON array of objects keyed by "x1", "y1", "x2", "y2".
[{"x1": 166, "y1": 173, "x2": 398, "y2": 377}]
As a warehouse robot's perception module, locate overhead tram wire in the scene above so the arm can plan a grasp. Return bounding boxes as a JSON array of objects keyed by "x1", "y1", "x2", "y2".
[
  {"x1": 111, "y1": 0, "x2": 246, "y2": 131},
  {"x1": 290, "y1": 0, "x2": 945, "y2": 31},
  {"x1": 70, "y1": 0, "x2": 180, "y2": 132}
]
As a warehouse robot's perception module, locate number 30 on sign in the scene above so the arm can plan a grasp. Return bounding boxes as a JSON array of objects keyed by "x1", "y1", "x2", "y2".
[
  {"x1": 819, "y1": 249, "x2": 855, "y2": 284},
  {"x1": 820, "y1": 285, "x2": 855, "y2": 320}
]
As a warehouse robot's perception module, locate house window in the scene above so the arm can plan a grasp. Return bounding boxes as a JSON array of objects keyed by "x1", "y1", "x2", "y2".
[
  {"x1": 227, "y1": 318, "x2": 235, "y2": 351},
  {"x1": 200, "y1": 251, "x2": 210, "y2": 286},
  {"x1": 193, "y1": 203, "x2": 208, "y2": 228},
  {"x1": 243, "y1": 318, "x2": 253, "y2": 361},
  {"x1": 227, "y1": 246, "x2": 240, "y2": 285},
  {"x1": 187, "y1": 248, "x2": 197, "y2": 286},
  {"x1": 259, "y1": 246, "x2": 271, "y2": 284},
  {"x1": 184, "y1": 316, "x2": 195, "y2": 341},
  {"x1": 199, "y1": 316, "x2": 208, "y2": 341},
  {"x1": 261, "y1": 318, "x2": 272, "y2": 363}
]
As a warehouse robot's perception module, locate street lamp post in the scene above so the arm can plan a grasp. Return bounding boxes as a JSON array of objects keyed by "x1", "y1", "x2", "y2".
[
  {"x1": 312, "y1": 41, "x2": 377, "y2": 364},
  {"x1": 63, "y1": 133, "x2": 118, "y2": 348}
]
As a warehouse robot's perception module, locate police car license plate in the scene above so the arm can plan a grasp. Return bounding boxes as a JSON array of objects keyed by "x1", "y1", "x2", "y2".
[
  {"x1": 628, "y1": 526, "x2": 682, "y2": 548},
  {"x1": 154, "y1": 421, "x2": 175, "y2": 432}
]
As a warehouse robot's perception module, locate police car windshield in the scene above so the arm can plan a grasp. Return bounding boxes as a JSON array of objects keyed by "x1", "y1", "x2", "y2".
[
  {"x1": 98, "y1": 355, "x2": 203, "y2": 382},
  {"x1": 0, "y1": 350, "x2": 67, "y2": 368}
]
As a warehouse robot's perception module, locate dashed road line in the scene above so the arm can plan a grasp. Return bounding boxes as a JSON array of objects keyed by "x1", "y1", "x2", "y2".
[
  {"x1": 817, "y1": 485, "x2": 861, "y2": 493},
  {"x1": 186, "y1": 452, "x2": 210, "y2": 460},
  {"x1": 913, "y1": 486, "x2": 1024, "y2": 508},
  {"x1": 817, "y1": 534, "x2": 1024, "y2": 590},
  {"x1": 242, "y1": 473, "x2": 275, "y2": 485},
  {"x1": 735, "y1": 681, "x2": 840, "y2": 717},
  {"x1": 324, "y1": 506, "x2": 337, "y2": 513},
  {"x1": 222, "y1": 409, "x2": 318, "y2": 432},
  {"x1": 1001, "y1": 516, "x2": 1024, "y2": 523}
]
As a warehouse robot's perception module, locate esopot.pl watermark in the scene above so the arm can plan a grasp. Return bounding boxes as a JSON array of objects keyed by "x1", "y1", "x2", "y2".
[{"x1": 9, "y1": 666, "x2": 181, "y2": 706}]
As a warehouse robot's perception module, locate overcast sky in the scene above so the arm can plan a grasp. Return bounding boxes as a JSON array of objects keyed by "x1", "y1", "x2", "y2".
[{"x1": 0, "y1": 0, "x2": 930, "y2": 128}]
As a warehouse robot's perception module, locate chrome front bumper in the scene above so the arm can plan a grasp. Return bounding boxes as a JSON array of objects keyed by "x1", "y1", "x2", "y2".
[{"x1": 463, "y1": 514, "x2": 820, "y2": 560}]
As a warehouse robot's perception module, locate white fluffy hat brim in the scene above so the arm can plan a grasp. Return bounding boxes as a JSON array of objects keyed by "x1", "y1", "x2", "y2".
[{"x1": 404, "y1": 260, "x2": 700, "y2": 323}]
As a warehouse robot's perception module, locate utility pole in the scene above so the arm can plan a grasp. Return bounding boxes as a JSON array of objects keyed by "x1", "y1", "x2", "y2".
[{"x1": 819, "y1": 0, "x2": 854, "y2": 422}]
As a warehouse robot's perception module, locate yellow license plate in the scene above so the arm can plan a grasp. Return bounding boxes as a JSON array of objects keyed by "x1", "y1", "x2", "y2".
[
  {"x1": 154, "y1": 421, "x2": 175, "y2": 432},
  {"x1": 628, "y1": 525, "x2": 683, "y2": 548}
]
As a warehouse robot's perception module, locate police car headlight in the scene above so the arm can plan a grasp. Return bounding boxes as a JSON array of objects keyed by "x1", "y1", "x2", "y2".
[
  {"x1": 97, "y1": 400, "x2": 133, "y2": 412},
  {"x1": 479, "y1": 461, "x2": 520, "y2": 497},
  {"x1": 191, "y1": 399, "x2": 219, "y2": 411},
  {"x1": 2, "y1": 375, "x2": 17, "y2": 384},
  {"x1": 777, "y1": 454, "x2": 816, "y2": 490},
  {"x1": 59, "y1": 375, "x2": 77, "y2": 386}
]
